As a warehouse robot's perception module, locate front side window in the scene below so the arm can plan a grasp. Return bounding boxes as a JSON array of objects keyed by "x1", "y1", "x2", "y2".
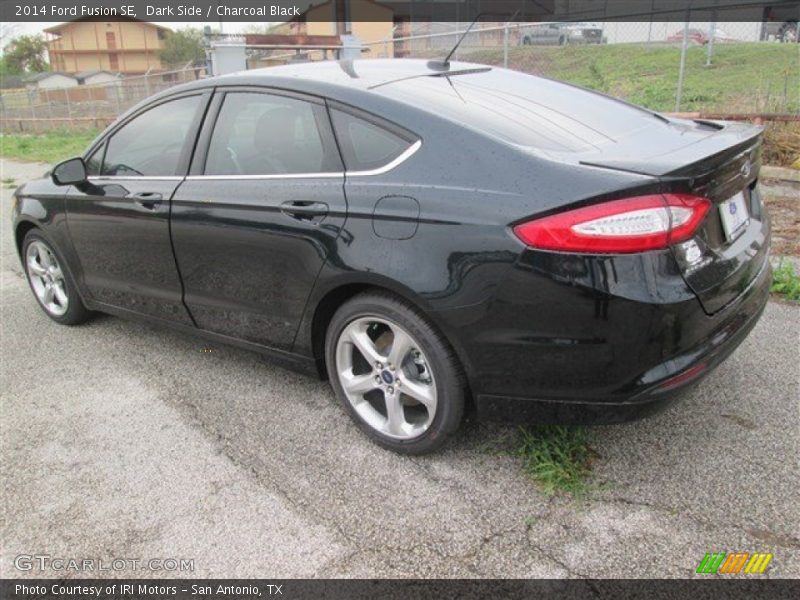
[
  {"x1": 101, "y1": 95, "x2": 200, "y2": 176},
  {"x1": 84, "y1": 143, "x2": 104, "y2": 176},
  {"x1": 204, "y1": 92, "x2": 340, "y2": 176},
  {"x1": 330, "y1": 109, "x2": 416, "y2": 172}
]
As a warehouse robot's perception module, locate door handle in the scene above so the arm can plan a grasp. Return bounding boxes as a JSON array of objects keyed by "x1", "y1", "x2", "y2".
[
  {"x1": 280, "y1": 201, "x2": 329, "y2": 222},
  {"x1": 129, "y1": 192, "x2": 163, "y2": 210}
]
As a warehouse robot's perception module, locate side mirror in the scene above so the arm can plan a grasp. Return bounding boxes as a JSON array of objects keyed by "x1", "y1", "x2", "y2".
[{"x1": 51, "y1": 157, "x2": 87, "y2": 186}]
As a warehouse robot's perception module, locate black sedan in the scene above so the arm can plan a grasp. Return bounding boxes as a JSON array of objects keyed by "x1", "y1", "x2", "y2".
[{"x1": 12, "y1": 59, "x2": 771, "y2": 454}]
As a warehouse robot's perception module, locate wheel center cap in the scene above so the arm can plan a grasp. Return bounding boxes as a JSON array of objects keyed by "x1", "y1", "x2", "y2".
[{"x1": 381, "y1": 370, "x2": 394, "y2": 384}]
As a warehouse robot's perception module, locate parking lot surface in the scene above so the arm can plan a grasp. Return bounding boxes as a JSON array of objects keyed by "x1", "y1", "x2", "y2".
[{"x1": 1, "y1": 158, "x2": 798, "y2": 578}]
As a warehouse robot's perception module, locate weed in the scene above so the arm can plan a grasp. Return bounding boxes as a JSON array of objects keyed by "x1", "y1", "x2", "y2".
[
  {"x1": 513, "y1": 425, "x2": 593, "y2": 498},
  {"x1": 771, "y1": 260, "x2": 800, "y2": 302}
]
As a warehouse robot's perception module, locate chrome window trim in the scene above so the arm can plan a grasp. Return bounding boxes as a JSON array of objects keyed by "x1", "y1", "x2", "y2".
[
  {"x1": 88, "y1": 176, "x2": 185, "y2": 181},
  {"x1": 346, "y1": 140, "x2": 422, "y2": 177},
  {"x1": 185, "y1": 172, "x2": 343, "y2": 181},
  {"x1": 184, "y1": 140, "x2": 421, "y2": 181}
]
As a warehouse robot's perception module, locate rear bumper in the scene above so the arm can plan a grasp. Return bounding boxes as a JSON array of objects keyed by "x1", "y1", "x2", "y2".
[{"x1": 437, "y1": 246, "x2": 772, "y2": 425}]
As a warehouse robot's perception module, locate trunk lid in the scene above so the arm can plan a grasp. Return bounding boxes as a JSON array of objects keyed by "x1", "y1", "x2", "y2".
[
  {"x1": 577, "y1": 118, "x2": 762, "y2": 177},
  {"x1": 580, "y1": 120, "x2": 768, "y2": 315},
  {"x1": 667, "y1": 134, "x2": 769, "y2": 315}
]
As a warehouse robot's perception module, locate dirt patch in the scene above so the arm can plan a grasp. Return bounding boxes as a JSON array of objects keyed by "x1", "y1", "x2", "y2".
[
  {"x1": 762, "y1": 122, "x2": 800, "y2": 169},
  {"x1": 762, "y1": 187, "x2": 800, "y2": 256},
  {"x1": 721, "y1": 413, "x2": 758, "y2": 430},
  {"x1": 744, "y1": 528, "x2": 800, "y2": 549}
]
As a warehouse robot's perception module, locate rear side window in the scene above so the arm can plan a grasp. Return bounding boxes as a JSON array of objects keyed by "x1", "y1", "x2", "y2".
[
  {"x1": 102, "y1": 95, "x2": 200, "y2": 176},
  {"x1": 204, "y1": 92, "x2": 341, "y2": 176},
  {"x1": 330, "y1": 109, "x2": 416, "y2": 172}
]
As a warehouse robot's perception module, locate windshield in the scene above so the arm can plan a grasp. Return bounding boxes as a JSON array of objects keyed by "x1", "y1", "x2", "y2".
[{"x1": 375, "y1": 69, "x2": 660, "y2": 153}]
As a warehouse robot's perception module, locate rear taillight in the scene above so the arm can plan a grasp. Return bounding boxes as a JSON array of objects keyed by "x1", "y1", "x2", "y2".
[{"x1": 512, "y1": 194, "x2": 710, "y2": 253}]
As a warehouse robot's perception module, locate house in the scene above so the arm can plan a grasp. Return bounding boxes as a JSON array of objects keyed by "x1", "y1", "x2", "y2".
[
  {"x1": 279, "y1": 0, "x2": 396, "y2": 58},
  {"x1": 45, "y1": 18, "x2": 172, "y2": 75},
  {"x1": 23, "y1": 72, "x2": 78, "y2": 89},
  {"x1": 76, "y1": 70, "x2": 121, "y2": 86}
]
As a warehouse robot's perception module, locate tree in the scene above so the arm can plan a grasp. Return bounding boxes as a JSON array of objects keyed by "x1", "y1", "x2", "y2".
[
  {"x1": 3, "y1": 34, "x2": 48, "y2": 74},
  {"x1": 159, "y1": 28, "x2": 206, "y2": 68}
]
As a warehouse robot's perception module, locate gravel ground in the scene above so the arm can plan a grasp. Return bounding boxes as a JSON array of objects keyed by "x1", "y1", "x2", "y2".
[{"x1": 1, "y1": 158, "x2": 798, "y2": 579}]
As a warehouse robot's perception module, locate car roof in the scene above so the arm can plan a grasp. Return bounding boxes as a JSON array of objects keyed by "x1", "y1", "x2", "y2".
[{"x1": 215, "y1": 58, "x2": 490, "y2": 91}]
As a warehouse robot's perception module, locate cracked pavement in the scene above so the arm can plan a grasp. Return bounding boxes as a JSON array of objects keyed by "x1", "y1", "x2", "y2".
[{"x1": 1, "y1": 158, "x2": 798, "y2": 578}]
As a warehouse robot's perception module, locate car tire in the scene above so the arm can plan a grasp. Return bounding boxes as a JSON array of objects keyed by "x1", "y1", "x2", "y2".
[
  {"x1": 22, "y1": 230, "x2": 92, "y2": 326},
  {"x1": 325, "y1": 292, "x2": 466, "y2": 455}
]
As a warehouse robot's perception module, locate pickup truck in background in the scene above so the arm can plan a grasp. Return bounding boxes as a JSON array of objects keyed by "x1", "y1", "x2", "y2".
[{"x1": 519, "y1": 22, "x2": 607, "y2": 46}]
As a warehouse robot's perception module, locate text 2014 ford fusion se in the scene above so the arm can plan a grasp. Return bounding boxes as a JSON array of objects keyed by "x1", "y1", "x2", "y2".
[{"x1": 12, "y1": 59, "x2": 771, "y2": 454}]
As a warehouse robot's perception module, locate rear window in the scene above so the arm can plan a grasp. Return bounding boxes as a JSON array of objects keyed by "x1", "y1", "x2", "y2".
[
  {"x1": 331, "y1": 109, "x2": 416, "y2": 172},
  {"x1": 376, "y1": 69, "x2": 660, "y2": 152}
]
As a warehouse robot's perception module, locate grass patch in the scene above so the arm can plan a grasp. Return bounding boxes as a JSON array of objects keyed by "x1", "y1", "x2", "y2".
[
  {"x1": 464, "y1": 43, "x2": 800, "y2": 114},
  {"x1": 514, "y1": 425, "x2": 594, "y2": 497},
  {"x1": 771, "y1": 260, "x2": 800, "y2": 302},
  {"x1": 0, "y1": 129, "x2": 98, "y2": 164}
]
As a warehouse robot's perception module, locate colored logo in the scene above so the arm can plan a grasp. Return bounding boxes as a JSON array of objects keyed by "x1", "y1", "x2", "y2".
[
  {"x1": 696, "y1": 552, "x2": 773, "y2": 575},
  {"x1": 729, "y1": 202, "x2": 737, "y2": 215}
]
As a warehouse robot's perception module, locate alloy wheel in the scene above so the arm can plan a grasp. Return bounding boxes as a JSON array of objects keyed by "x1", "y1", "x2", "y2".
[
  {"x1": 335, "y1": 316, "x2": 437, "y2": 440},
  {"x1": 26, "y1": 240, "x2": 69, "y2": 317}
]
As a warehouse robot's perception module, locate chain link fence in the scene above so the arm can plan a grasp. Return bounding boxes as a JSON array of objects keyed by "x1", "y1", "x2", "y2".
[
  {"x1": 361, "y1": 20, "x2": 799, "y2": 115},
  {"x1": 0, "y1": 66, "x2": 204, "y2": 133}
]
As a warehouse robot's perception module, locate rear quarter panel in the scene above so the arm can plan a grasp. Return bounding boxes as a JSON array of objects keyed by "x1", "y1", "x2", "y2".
[{"x1": 293, "y1": 108, "x2": 658, "y2": 386}]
